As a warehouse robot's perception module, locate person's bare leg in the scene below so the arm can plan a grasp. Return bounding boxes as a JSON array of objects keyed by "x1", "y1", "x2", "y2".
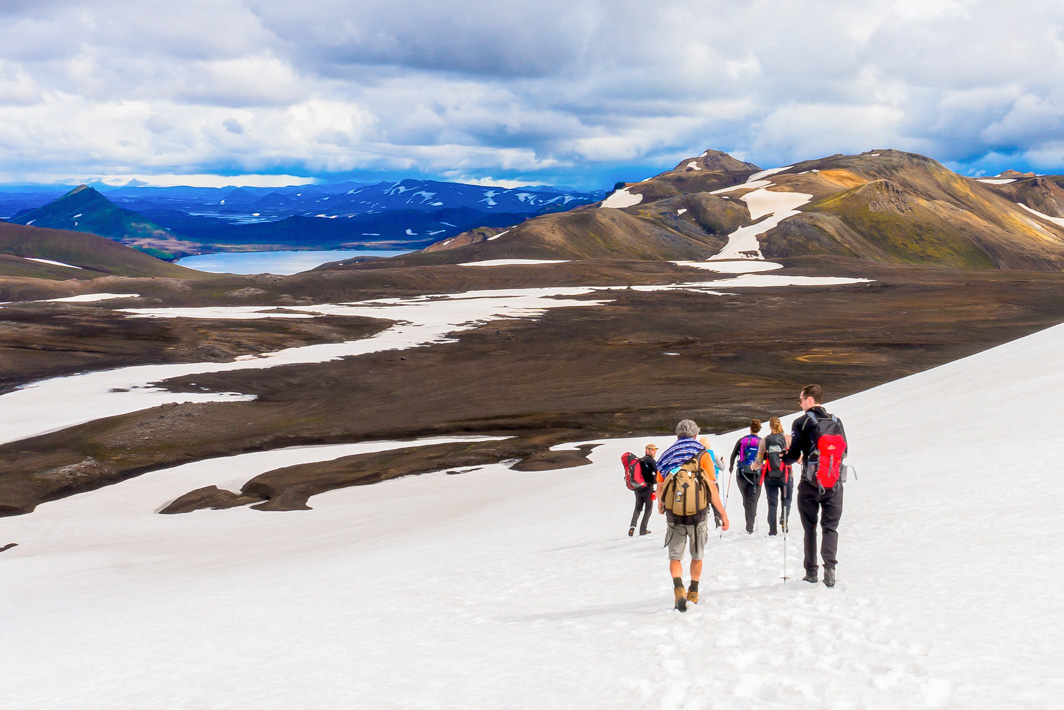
[
  {"x1": 690, "y1": 559, "x2": 703, "y2": 581},
  {"x1": 670, "y1": 560, "x2": 682, "y2": 578}
]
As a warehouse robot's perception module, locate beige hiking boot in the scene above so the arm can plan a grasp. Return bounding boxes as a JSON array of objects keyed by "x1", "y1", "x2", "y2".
[
  {"x1": 686, "y1": 588, "x2": 699, "y2": 604},
  {"x1": 673, "y1": 585, "x2": 688, "y2": 612}
]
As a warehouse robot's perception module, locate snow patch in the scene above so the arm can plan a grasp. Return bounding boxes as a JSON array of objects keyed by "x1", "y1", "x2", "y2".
[
  {"x1": 677, "y1": 209, "x2": 688, "y2": 215},
  {"x1": 686, "y1": 161, "x2": 701, "y2": 170},
  {"x1": 44, "y1": 293, "x2": 140, "y2": 303},
  {"x1": 487, "y1": 229, "x2": 510, "y2": 241},
  {"x1": 459, "y1": 259, "x2": 568, "y2": 267},
  {"x1": 24, "y1": 258, "x2": 83, "y2": 270},
  {"x1": 978, "y1": 178, "x2": 1017, "y2": 185},
  {"x1": 711, "y1": 187, "x2": 813, "y2": 260},
  {"x1": 600, "y1": 188, "x2": 643, "y2": 209},
  {"x1": 1018, "y1": 203, "x2": 1064, "y2": 228},
  {"x1": 674, "y1": 260, "x2": 783, "y2": 274}
]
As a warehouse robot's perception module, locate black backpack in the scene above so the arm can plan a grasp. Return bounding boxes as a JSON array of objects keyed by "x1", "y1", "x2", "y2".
[{"x1": 763, "y1": 433, "x2": 787, "y2": 480}]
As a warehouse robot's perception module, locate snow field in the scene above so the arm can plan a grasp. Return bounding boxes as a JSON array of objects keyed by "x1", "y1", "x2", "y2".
[{"x1": 3, "y1": 320, "x2": 1064, "y2": 707}]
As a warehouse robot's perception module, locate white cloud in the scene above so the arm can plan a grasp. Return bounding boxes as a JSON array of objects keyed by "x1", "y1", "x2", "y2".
[
  {"x1": 0, "y1": 171, "x2": 316, "y2": 188},
  {"x1": 1, "y1": 1, "x2": 1064, "y2": 186}
]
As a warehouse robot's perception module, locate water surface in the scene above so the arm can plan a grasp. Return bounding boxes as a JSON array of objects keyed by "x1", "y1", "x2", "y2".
[{"x1": 176, "y1": 249, "x2": 410, "y2": 275}]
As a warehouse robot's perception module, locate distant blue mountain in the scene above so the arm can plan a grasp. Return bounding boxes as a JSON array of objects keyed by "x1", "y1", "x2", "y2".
[{"x1": 0, "y1": 178, "x2": 603, "y2": 257}]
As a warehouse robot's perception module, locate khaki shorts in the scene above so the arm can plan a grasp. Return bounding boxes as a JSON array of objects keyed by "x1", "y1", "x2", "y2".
[{"x1": 665, "y1": 520, "x2": 709, "y2": 561}]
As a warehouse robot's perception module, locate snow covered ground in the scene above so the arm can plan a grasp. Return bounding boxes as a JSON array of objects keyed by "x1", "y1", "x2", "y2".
[{"x1": 3, "y1": 312, "x2": 1063, "y2": 706}]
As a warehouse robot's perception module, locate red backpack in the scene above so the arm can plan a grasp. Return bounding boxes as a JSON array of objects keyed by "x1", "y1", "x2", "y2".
[
  {"x1": 805, "y1": 411, "x2": 847, "y2": 489},
  {"x1": 621, "y1": 452, "x2": 647, "y2": 491}
]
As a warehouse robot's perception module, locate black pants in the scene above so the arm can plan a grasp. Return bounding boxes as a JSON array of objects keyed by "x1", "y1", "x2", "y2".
[
  {"x1": 736, "y1": 473, "x2": 762, "y2": 533},
  {"x1": 764, "y1": 476, "x2": 793, "y2": 535},
  {"x1": 797, "y1": 481, "x2": 844, "y2": 572},
  {"x1": 630, "y1": 487, "x2": 653, "y2": 534}
]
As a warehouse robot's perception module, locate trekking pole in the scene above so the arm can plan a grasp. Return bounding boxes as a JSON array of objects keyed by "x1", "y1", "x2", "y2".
[
  {"x1": 720, "y1": 467, "x2": 733, "y2": 540},
  {"x1": 781, "y1": 480, "x2": 790, "y2": 583}
]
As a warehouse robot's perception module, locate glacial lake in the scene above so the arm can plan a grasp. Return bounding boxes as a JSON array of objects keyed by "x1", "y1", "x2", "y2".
[{"x1": 176, "y1": 249, "x2": 411, "y2": 275}]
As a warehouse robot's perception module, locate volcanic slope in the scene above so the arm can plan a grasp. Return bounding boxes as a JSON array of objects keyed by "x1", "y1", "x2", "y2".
[
  {"x1": 8, "y1": 185, "x2": 197, "y2": 259},
  {"x1": 418, "y1": 149, "x2": 1064, "y2": 271},
  {"x1": 0, "y1": 221, "x2": 201, "y2": 279}
]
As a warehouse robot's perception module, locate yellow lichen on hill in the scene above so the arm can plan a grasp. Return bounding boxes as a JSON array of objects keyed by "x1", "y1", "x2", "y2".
[{"x1": 816, "y1": 170, "x2": 869, "y2": 189}]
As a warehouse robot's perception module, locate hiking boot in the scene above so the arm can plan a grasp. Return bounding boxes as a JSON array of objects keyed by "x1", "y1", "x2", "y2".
[
  {"x1": 639, "y1": 529, "x2": 652, "y2": 536},
  {"x1": 824, "y1": 568, "x2": 836, "y2": 588},
  {"x1": 628, "y1": 527, "x2": 635, "y2": 537},
  {"x1": 802, "y1": 570, "x2": 818, "y2": 584},
  {"x1": 673, "y1": 585, "x2": 688, "y2": 612},
  {"x1": 686, "y1": 588, "x2": 699, "y2": 604}
]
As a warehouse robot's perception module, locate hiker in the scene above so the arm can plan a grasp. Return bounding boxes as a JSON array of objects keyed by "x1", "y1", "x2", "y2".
[
  {"x1": 629, "y1": 443, "x2": 658, "y2": 537},
  {"x1": 656, "y1": 419, "x2": 730, "y2": 612},
  {"x1": 698, "y1": 436, "x2": 726, "y2": 527},
  {"x1": 753, "y1": 417, "x2": 792, "y2": 536},
  {"x1": 729, "y1": 419, "x2": 763, "y2": 534},
  {"x1": 783, "y1": 384, "x2": 848, "y2": 587}
]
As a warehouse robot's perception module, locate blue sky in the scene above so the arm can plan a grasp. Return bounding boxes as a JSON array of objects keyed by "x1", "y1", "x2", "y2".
[{"x1": 2, "y1": 0, "x2": 1063, "y2": 190}]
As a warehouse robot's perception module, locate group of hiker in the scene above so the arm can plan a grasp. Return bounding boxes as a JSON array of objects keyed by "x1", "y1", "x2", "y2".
[{"x1": 624, "y1": 384, "x2": 848, "y2": 612}]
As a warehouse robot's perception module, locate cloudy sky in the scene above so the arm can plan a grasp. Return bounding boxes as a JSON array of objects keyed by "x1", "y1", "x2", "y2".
[{"x1": 2, "y1": 0, "x2": 1064, "y2": 189}]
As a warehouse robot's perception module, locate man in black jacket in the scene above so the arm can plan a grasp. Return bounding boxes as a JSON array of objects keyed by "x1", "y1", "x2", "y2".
[
  {"x1": 782, "y1": 384, "x2": 848, "y2": 587},
  {"x1": 629, "y1": 443, "x2": 658, "y2": 536}
]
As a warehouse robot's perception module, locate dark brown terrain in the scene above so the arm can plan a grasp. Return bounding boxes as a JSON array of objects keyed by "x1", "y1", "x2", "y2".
[{"x1": 2, "y1": 254, "x2": 1064, "y2": 516}]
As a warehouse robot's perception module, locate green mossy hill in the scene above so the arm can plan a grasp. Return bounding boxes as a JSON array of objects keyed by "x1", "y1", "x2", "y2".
[
  {"x1": 0, "y1": 221, "x2": 203, "y2": 279},
  {"x1": 809, "y1": 181, "x2": 998, "y2": 269},
  {"x1": 11, "y1": 185, "x2": 169, "y2": 239}
]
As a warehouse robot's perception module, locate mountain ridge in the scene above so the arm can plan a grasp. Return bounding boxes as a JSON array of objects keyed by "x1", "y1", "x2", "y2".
[{"x1": 417, "y1": 148, "x2": 1064, "y2": 271}]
